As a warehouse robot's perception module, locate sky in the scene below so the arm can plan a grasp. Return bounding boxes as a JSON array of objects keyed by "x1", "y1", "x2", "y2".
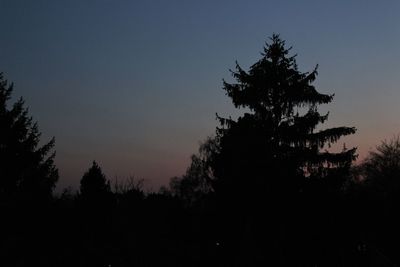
[{"x1": 1, "y1": 0, "x2": 400, "y2": 191}]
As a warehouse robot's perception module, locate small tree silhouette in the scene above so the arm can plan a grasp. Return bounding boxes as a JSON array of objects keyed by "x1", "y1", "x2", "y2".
[
  {"x1": 80, "y1": 161, "x2": 111, "y2": 199},
  {"x1": 0, "y1": 73, "x2": 58, "y2": 202}
]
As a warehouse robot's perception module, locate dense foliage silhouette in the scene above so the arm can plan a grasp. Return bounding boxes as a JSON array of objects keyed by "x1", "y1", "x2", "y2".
[
  {"x1": 0, "y1": 72, "x2": 59, "y2": 266},
  {"x1": 350, "y1": 136, "x2": 400, "y2": 265},
  {"x1": 358, "y1": 136, "x2": 400, "y2": 198},
  {"x1": 169, "y1": 137, "x2": 216, "y2": 207},
  {"x1": 213, "y1": 34, "x2": 356, "y2": 200},
  {"x1": 206, "y1": 34, "x2": 357, "y2": 265},
  {"x1": 0, "y1": 73, "x2": 58, "y2": 202},
  {"x1": 80, "y1": 161, "x2": 111, "y2": 199}
]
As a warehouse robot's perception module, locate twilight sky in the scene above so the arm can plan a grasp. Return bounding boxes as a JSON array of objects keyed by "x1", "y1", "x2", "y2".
[{"x1": 1, "y1": 0, "x2": 400, "y2": 191}]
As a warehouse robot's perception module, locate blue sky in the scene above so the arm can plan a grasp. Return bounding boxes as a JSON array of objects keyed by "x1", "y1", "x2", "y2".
[{"x1": 1, "y1": 0, "x2": 400, "y2": 190}]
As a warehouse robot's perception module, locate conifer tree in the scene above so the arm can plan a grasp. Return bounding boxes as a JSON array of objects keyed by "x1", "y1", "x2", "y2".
[
  {"x1": 80, "y1": 161, "x2": 111, "y2": 199},
  {"x1": 0, "y1": 73, "x2": 58, "y2": 201},
  {"x1": 213, "y1": 35, "x2": 357, "y2": 201}
]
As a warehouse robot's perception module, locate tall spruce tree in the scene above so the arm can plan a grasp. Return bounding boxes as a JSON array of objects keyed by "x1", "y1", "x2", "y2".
[
  {"x1": 0, "y1": 73, "x2": 58, "y2": 201},
  {"x1": 213, "y1": 34, "x2": 357, "y2": 202},
  {"x1": 210, "y1": 34, "x2": 358, "y2": 266}
]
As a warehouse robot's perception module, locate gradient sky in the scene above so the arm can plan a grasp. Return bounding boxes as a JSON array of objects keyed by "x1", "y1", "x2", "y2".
[{"x1": 1, "y1": 0, "x2": 400, "y2": 191}]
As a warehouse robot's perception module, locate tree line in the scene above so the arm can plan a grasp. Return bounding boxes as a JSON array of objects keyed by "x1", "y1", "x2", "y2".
[{"x1": 1, "y1": 34, "x2": 400, "y2": 266}]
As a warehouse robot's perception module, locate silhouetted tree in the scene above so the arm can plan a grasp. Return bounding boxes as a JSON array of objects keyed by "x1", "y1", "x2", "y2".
[
  {"x1": 0, "y1": 73, "x2": 58, "y2": 202},
  {"x1": 352, "y1": 136, "x2": 400, "y2": 264},
  {"x1": 213, "y1": 34, "x2": 356, "y2": 202},
  {"x1": 80, "y1": 161, "x2": 111, "y2": 199},
  {"x1": 358, "y1": 136, "x2": 400, "y2": 198},
  {"x1": 78, "y1": 161, "x2": 113, "y2": 253},
  {"x1": 212, "y1": 34, "x2": 357, "y2": 265},
  {"x1": 169, "y1": 137, "x2": 217, "y2": 206}
]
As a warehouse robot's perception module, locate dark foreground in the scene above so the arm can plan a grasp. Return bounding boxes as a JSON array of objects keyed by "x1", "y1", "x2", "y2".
[{"x1": 2, "y1": 187, "x2": 399, "y2": 267}]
